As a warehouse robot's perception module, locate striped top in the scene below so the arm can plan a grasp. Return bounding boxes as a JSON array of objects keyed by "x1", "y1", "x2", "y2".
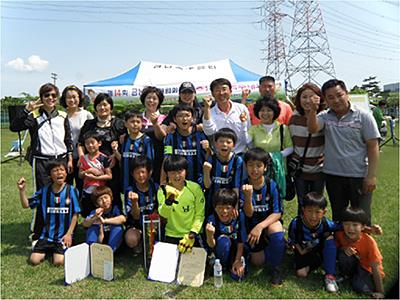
[{"x1": 288, "y1": 111, "x2": 324, "y2": 180}]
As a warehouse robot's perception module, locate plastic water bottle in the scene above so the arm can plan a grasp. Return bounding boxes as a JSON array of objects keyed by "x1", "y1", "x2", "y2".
[{"x1": 214, "y1": 259, "x2": 223, "y2": 288}]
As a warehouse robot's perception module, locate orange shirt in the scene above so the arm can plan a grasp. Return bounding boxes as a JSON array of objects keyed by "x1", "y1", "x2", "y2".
[
  {"x1": 248, "y1": 101, "x2": 293, "y2": 126},
  {"x1": 335, "y1": 231, "x2": 384, "y2": 277}
]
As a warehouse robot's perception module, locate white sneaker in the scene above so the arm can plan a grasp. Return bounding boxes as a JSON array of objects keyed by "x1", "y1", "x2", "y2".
[{"x1": 325, "y1": 275, "x2": 339, "y2": 293}]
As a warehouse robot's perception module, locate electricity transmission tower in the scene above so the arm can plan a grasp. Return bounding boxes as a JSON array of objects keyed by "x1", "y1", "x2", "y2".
[
  {"x1": 286, "y1": 0, "x2": 335, "y2": 90},
  {"x1": 260, "y1": 0, "x2": 290, "y2": 85}
]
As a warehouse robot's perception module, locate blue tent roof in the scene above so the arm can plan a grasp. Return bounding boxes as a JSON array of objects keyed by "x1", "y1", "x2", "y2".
[
  {"x1": 85, "y1": 60, "x2": 261, "y2": 87},
  {"x1": 86, "y1": 62, "x2": 141, "y2": 87},
  {"x1": 229, "y1": 59, "x2": 261, "y2": 82}
]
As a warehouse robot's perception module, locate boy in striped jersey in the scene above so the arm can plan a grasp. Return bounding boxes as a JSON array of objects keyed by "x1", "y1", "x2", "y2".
[
  {"x1": 203, "y1": 128, "x2": 244, "y2": 216},
  {"x1": 17, "y1": 161, "x2": 80, "y2": 266},
  {"x1": 161, "y1": 103, "x2": 210, "y2": 186},
  {"x1": 124, "y1": 156, "x2": 158, "y2": 250},
  {"x1": 241, "y1": 148, "x2": 285, "y2": 287},
  {"x1": 113, "y1": 110, "x2": 154, "y2": 193}
]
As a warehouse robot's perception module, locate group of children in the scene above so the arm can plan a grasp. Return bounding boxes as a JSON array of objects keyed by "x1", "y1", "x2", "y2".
[{"x1": 16, "y1": 101, "x2": 385, "y2": 298}]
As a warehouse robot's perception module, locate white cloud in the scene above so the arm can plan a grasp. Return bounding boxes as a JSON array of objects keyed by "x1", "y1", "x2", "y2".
[{"x1": 7, "y1": 55, "x2": 49, "y2": 72}]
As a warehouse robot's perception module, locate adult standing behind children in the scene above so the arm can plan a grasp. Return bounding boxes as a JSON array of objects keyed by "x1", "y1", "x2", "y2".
[
  {"x1": 60, "y1": 85, "x2": 93, "y2": 191},
  {"x1": 139, "y1": 86, "x2": 167, "y2": 183},
  {"x1": 78, "y1": 93, "x2": 126, "y2": 210},
  {"x1": 162, "y1": 82, "x2": 204, "y2": 129},
  {"x1": 307, "y1": 79, "x2": 380, "y2": 224},
  {"x1": 241, "y1": 76, "x2": 293, "y2": 126},
  {"x1": 289, "y1": 83, "x2": 326, "y2": 214},
  {"x1": 10, "y1": 83, "x2": 73, "y2": 190},
  {"x1": 203, "y1": 78, "x2": 250, "y2": 156}
]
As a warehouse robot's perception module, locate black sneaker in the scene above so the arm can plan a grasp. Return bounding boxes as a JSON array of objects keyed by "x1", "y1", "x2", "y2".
[{"x1": 270, "y1": 267, "x2": 283, "y2": 287}]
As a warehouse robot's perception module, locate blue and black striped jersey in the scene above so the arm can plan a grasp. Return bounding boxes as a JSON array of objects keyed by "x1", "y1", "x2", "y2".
[{"x1": 29, "y1": 184, "x2": 80, "y2": 243}]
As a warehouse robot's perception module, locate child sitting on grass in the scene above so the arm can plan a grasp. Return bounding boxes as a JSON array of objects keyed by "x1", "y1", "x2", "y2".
[
  {"x1": 82, "y1": 186, "x2": 126, "y2": 252},
  {"x1": 288, "y1": 192, "x2": 341, "y2": 293},
  {"x1": 158, "y1": 155, "x2": 205, "y2": 253},
  {"x1": 17, "y1": 161, "x2": 80, "y2": 266},
  {"x1": 205, "y1": 188, "x2": 247, "y2": 281},
  {"x1": 336, "y1": 207, "x2": 384, "y2": 299}
]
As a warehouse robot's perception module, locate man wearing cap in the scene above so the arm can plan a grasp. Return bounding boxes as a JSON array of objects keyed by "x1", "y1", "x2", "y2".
[
  {"x1": 242, "y1": 75, "x2": 293, "y2": 125},
  {"x1": 203, "y1": 78, "x2": 250, "y2": 155}
]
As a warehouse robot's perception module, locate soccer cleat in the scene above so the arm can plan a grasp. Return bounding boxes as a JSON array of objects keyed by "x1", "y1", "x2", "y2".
[
  {"x1": 270, "y1": 267, "x2": 284, "y2": 287},
  {"x1": 325, "y1": 274, "x2": 339, "y2": 293}
]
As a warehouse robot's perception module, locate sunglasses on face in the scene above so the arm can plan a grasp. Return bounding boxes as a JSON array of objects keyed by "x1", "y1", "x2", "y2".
[{"x1": 43, "y1": 92, "x2": 57, "y2": 98}]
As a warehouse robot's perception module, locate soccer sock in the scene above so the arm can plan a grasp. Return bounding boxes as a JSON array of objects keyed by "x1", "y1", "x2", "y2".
[
  {"x1": 215, "y1": 236, "x2": 232, "y2": 267},
  {"x1": 108, "y1": 225, "x2": 124, "y2": 252},
  {"x1": 265, "y1": 231, "x2": 285, "y2": 267},
  {"x1": 322, "y1": 238, "x2": 337, "y2": 276},
  {"x1": 86, "y1": 225, "x2": 100, "y2": 245}
]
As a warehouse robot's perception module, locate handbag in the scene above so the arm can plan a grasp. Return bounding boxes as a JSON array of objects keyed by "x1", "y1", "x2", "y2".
[{"x1": 287, "y1": 133, "x2": 312, "y2": 178}]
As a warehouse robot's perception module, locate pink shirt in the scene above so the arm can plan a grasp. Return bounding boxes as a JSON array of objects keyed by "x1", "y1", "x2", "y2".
[{"x1": 142, "y1": 111, "x2": 166, "y2": 130}]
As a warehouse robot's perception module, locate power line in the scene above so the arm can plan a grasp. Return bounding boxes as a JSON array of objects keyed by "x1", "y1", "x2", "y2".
[{"x1": 345, "y1": 2, "x2": 398, "y2": 22}]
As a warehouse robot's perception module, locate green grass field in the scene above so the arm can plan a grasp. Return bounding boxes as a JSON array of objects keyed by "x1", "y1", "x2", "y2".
[{"x1": 1, "y1": 128, "x2": 398, "y2": 298}]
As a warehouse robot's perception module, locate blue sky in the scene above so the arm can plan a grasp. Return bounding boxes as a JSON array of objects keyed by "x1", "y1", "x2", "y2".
[{"x1": 1, "y1": 0, "x2": 399, "y2": 97}]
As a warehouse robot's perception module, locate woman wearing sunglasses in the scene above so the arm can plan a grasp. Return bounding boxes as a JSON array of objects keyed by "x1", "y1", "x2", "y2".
[{"x1": 10, "y1": 82, "x2": 74, "y2": 191}]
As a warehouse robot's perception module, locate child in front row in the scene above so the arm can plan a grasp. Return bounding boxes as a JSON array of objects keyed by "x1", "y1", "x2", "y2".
[
  {"x1": 203, "y1": 128, "x2": 244, "y2": 215},
  {"x1": 82, "y1": 186, "x2": 126, "y2": 252},
  {"x1": 124, "y1": 156, "x2": 159, "y2": 250},
  {"x1": 205, "y1": 188, "x2": 247, "y2": 281},
  {"x1": 112, "y1": 109, "x2": 154, "y2": 193},
  {"x1": 158, "y1": 155, "x2": 205, "y2": 253},
  {"x1": 288, "y1": 192, "x2": 341, "y2": 293},
  {"x1": 162, "y1": 103, "x2": 210, "y2": 186},
  {"x1": 335, "y1": 207, "x2": 384, "y2": 299},
  {"x1": 241, "y1": 147, "x2": 285, "y2": 287},
  {"x1": 79, "y1": 131, "x2": 112, "y2": 217},
  {"x1": 17, "y1": 161, "x2": 81, "y2": 266}
]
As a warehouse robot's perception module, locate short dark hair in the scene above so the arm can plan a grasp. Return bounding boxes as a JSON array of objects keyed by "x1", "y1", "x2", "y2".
[
  {"x1": 294, "y1": 83, "x2": 326, "y2": 115},
  {"x1": 60, "y1": 85, "x2": 84, "y2": 108},
  {"x1": 253, "y1": 93, "x2": 281, "y2": 120},
  {"x1": 163, "y1": 155, "x2": 188, "y2": 173},
  {"x1": 340, "y1": 207, "x2": 368, "y2": 225},
  {"x1": 47, "y1": 160, "x2": 67, "y2": 176},
  {"x1": 124, "y1": 109, "x2": 143, "y2": 121},
  {"x1": 302, "y1": 192, "x2": 327, "y2": 209},
  {"x1": 210, "y1": 78, "x2": 232, "y2": 93},
  {"x1": 214, "y1": 127, "x2": 237, "y2": 145},
  {"x1": 131, "y1": 155, "x2": 152, "y2": 173},
  {"x1": 140, "y1": 86, "x2": 164, "y2": 109},
  {"x1": 321, "y1": 79, "x2": 347, "y2": 97},
  {"x1": 39, "y1": 83, "x2": 59, "y2": 99},
  {"x1": 259, "y1": 76, "x2": 275, "y2": 85},
  {"x1": 91, "y1": 186, "x2": 113, "y2": 206},
  {"x1": 378, "y1": 100, "x2": 387, "y2": 107},
  {"x1": 244, "y1": 147, "x2": 272, "y2": 167},
  {"x1": 171, "y1": 103, "x2": 194, "y2": 119},
  {"x1": 83, "y1": 131, "x2": 102, "y2": 143},
  {"x1": 212, "y1": 188, "x2": 238, "y2": 208},
  {"x1": 94, "y1": 93, "x2": 114, "y2": 111}
]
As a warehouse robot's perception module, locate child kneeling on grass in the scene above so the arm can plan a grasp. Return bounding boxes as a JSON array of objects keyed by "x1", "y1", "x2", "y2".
[
  {"x1": 241, "y1": 147, "x2": 285, "y2": 287},
  {"x1": 17, "y1": 161, "x2": 81, "y2": 266},
  {"x1": 158, "y1": 155, "x2": 205, "y2": 253},
  {"x1": 205, "y1": 188, "x2": 247, "y2": 281},
  {"x1": 82, "y1": 186, "x2": 126, "y2": 252},
  {"x1": 288, "y1": 192, "x2": 341, "y2": 293},
  {"x1": 336, "y1": 207, "x2": 384, "y2": 299}
]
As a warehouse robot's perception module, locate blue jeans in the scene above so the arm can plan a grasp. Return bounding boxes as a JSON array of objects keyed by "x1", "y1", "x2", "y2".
[{"x1": 294, "y1": 177, "x2": 325, "y2": 215}]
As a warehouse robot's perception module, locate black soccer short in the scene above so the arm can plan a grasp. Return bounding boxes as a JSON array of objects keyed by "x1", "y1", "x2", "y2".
[
  {"x1": 294, "y1": 245, "x2": 323, "y2": 271},
  {"x1": 32, "y1": 239, "x2": 65, "y2": 255}
]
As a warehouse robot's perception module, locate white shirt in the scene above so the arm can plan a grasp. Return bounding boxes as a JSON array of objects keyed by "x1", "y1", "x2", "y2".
[
  {"x1": 68, "y1": 109, "x2": 94, "y2": 158},
  {"x1": 203, "y1": 101, "x2": 251, "y2": 154}
]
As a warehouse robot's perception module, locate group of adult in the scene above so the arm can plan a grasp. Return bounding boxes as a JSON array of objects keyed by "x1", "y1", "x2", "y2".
[{"x1": 11, "y1": 75, "x2": 380, "y2": 231}]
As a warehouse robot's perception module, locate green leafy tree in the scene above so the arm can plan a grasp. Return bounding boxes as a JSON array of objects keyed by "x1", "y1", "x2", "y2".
[{"x1": 360, "y1": 76, "x2": 381, "y2": 98}]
